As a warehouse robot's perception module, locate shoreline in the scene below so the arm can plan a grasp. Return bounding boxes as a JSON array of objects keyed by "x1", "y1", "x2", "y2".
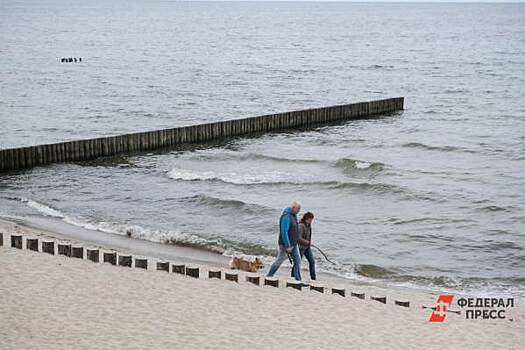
[
  {"x1": 0, "y1": 214, "x2": 447, "y2": 300},
  {"x1": 1, "y1": 215, "x2": 523, "y2": 309},
  {"x1": 1, "y1": 213, "x2": 521, "y2": 303},
  {"x1": 1, "y1": 217, "x2": 523, "y2": 349}
]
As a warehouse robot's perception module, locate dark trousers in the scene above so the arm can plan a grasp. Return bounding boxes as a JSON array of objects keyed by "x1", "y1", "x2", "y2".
[{"x1": 291, "y1": 246, "x2": 316, "y2": 280}]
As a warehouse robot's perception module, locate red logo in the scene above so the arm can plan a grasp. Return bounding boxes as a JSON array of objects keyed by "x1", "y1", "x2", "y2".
[{"x1": 429, "y1": 295, "x2": 454, "y2": 322}]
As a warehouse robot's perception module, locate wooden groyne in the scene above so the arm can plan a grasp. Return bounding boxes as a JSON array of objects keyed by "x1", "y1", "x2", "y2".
[{"x1": 0, "y1": 97, "x2": 403, "y2": 172}]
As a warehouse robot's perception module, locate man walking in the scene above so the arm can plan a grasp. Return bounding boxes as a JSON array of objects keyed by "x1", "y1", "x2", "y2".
[{"x1": 267, "y1": 201, "x2": 302, "y2": 281}]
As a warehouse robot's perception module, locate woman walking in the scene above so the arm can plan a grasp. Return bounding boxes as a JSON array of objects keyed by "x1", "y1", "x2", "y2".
[{"x1": 292, "y1": 211, "x2": 316, "y2": 281}]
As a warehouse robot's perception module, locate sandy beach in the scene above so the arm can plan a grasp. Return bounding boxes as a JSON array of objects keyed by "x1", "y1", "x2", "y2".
[{"x1": 1, "y1": 219, "x2": 523, "y2": 350}]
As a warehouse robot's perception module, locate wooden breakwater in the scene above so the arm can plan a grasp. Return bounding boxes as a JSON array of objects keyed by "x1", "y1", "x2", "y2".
[{"x1": 0, "y1": 97, "x2": 403, "y2": 172}]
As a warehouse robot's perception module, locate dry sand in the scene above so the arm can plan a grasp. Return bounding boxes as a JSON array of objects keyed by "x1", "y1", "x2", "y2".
[{"x1": 0, "y1": 220, "x2": 523, "y2": 350}]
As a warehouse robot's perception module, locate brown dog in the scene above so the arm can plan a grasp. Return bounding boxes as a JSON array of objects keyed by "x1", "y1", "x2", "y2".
[{"x1": 229, "y1": 256, "x2": 264, "y2": 273}]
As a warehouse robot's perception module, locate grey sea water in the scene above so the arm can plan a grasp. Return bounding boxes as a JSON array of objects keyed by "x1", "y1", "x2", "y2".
[{"x1": 1, "y1": 1, "x2": 524, "y2": 297}]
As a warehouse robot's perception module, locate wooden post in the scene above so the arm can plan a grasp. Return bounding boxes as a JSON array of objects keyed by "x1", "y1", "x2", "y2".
[
  {"x1": 58, "y1": 243, "x2": 71, "y2": 257},
  {"x1": 0, "y1": 98, "x2": 404, "y2": 172},
  {"x1": 172, "y1": 263, "x2": 185, "y2": 274},
  {"x1": 26, "y1": 238, "x2": 38, "y2": 251},
  {"x1": 72, "y1": 246, "x2": 84, "y2": 258},
  {"x1": 225, "y1": 272, "x2": 238, "y2": 282},
  {"x1": 264, "y1": 277, "x2": 279, "y2": 288},
  {"x1": 87, "y1": 249, "x2": 99, "y2": 263},
  {"x1": 185, "y1": 266, "x2": 199, "y2": 278},
  {"x1": 24, "y1": 147, "x2": 32, "y2": 168},
  {"x1": 103, "y1": 252, "x2": 117, "y2": 265},
  {"x1": 42, "y1": 241, "x2": 54, "y2": 255},
  {"x1": 118, "y1": 255, "x2": 132, "y2": 267},
  {"x1": 286, "y1": 280, "x2": 302, "y2": 291},
  {"x1": 135, "y1": 258, "x2": 148, "y2": 269},
  {"x1": 208, "y1": 269, "x2": 222, "y2": 279},
  {"x1": 0, "y1": 232, "x2": 3, "y2": 246},
  {"x1": 246, "y1": 275, "x2": 260, "y2": 286},
  {"x1": 11, "y1": 235, "x2": 22, "y2": 249},
  {"x1": 371, "y1": 296, "x2": 387, "y2": 304},
  {"x1": 332, "y1": 287, "x2": 345, "y2": 297},
  {"x1": 395, "y1": 300, "x2": 410, "y2": 308},
  {"x1": 351, "y1": 292, "x2": 365, "y2": 300},
  {"x1": 310, "y1": 284, "x2": 324, "y2": 293},
  {"x1": 156, "y1": 261, "x2": 170, "y2": 272}
]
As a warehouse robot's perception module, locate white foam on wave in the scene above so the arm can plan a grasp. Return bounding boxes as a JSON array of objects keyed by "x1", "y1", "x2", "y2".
[
  {"x1": 20, "y1": 197, "x2": 65, "y2": 218},
  {"x1": 167, "y1": 167, "x2": 292, "y2": 185},
  {"x1": 355, "y1": 161, "x2": 372, "y2": 169},
  {"x1": 16, "y1": 196, "x2": 224, "y2": 253}
]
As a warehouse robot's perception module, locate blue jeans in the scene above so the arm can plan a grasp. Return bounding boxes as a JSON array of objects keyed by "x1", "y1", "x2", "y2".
[
  {"x1": 267, "y1": 245, "x2": 302, "y2": 281},
  {"x1": 301, "y1": 246, "x2": 316, "y2": 280},
  {"x1": 291, "y1": 246, "x2": 316, "y2": 280}
]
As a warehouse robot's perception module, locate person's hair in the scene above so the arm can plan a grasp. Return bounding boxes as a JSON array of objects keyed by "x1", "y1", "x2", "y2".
[
  {"x1": 291, "y1": 200, "x2": 302, "y2": 208},
  {"x1": 301, "y1": 212, "x2": 314, "y2": 224}
]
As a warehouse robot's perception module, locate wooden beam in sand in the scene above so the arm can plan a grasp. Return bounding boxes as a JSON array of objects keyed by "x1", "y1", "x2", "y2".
[
  {"x1": 58, "y1": 243, "x2": 72, "y2": 257},
  {"x1": 103, "y1": 252, "x2": 117, "y2": 265},
  {"x1": 310, "y1": 284, "x2": 324, "y2": 293},
  {"x1": 225, "y1": 272, "x2": 238, "y2": 282},
  {"x1": 26, "y1": 238, "x2": 38, "y2": 251},
  {"x1": 264, "y1": 277, "x2": 279, "y2": 288},
  {"x1": 395, "y1": 300, "x2": 410, "y2": 308},
  {"x1": 135, "y1": 258, "x2": 148, "y2": 269},
  {"x1": 118, "y1": 255, "x2": 132, "y2": 267},
  {"x1": 87, "y1": 249, "x2": 99, "y2": 263},
  {"x1": 208, "y1": 269, "x2": 222, "y2": 279},
  {"x1": 11, "y1": 235, "x2": 22, "y2": 249},
  {"x1": 351, "y1": 292, "x2": 365, "y2": 300},
  {"x1": 71, "y1": 246, "x2": 84, "y2": 259},
  {"x1": 286, "y1": 281, "x2": 302, "y2": 291},
  {"x1": 371, "y1": 296, "x2": 387, "y2": 304},
  {"x1": 332, "y1": 287, "x2": 346, "y2": 297},
  {"x1": 42, "y1": 241, "x2": 54, "y2": 255},
  {"x1": 156, "y1": 261, "x2": 170, "y2": 272},
  {"x1": 246, "y1": 275, "x2": 260, "y2": 286},
  {"x1": 185, "y1": 266, "x2": 199, "y2": 278},
  {"x1": 172, "y1": 263, "x2": 185, "y2": 274}
]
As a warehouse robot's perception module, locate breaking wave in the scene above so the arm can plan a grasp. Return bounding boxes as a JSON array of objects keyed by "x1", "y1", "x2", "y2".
[
  {"x1": 180, "y1": 194, "x2": 275, "y2": 215},
  {"x1": 334, "y1": 158, "x2": 384, "y2": 173}
]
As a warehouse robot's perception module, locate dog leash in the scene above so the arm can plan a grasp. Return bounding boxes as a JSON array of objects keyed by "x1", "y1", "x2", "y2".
[
  {"x1": 311, "y1": 244, "x2": 336, "y2": 265},
  {"x1": 286, "y1": 251, "x2": 293, "y2": 264}
]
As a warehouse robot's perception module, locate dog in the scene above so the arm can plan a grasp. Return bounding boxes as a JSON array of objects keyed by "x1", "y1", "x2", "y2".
[{"x1": 229, "y1": 256, "x2": 264, "y2": 273}]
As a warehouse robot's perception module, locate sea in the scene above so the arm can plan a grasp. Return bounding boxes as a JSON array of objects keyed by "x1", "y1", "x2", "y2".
[{"x1": 1, "y1": 0, "x2": 524, "y2": 298}]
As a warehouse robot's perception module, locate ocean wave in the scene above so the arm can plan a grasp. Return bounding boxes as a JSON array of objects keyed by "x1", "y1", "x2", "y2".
[
  {"x1": 475, "y1": 205, "x2": 512, "y2": 213},
  {"x1": 19, "y1": 197, "x2": 65, "y2": 218},
  {"x1": 10, "y1": 196, "x2": 229, "y2": 255},
  {"x1": 180, "y1": 194, "x2": 274, "y2": 215},
  {"x1": 167, "y1": 168, "x2": 296, "y2": 185},
  {"x1": 167, "y1": 167, "x2": 403, "y2": 194},
  {"x1": 335, "y1": 262, "x2": 525, "y2": 299},
  {"x1": 354, "y1": 263, "x2": 397, "y2": 278},
  {"x1": 402, "y1": 142, "x2": 474, "y2": 153},
  {"x1": 328, "y1": 181, "x2": 404, "y2": 194},
  {"x1": 334, "y1": 158, "x2": 384, "y2": 173},
  {"x1": 189, "y1": 152, "x2": 324, "y2": 164}
]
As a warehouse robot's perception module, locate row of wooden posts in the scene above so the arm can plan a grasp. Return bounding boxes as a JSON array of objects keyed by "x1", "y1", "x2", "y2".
[
  {"x1": 1, "y1": 232, "x2": 411, "y2": 307},
  {"x1": 0, "y1": 97, "x2": 404, "y2": 172}
]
